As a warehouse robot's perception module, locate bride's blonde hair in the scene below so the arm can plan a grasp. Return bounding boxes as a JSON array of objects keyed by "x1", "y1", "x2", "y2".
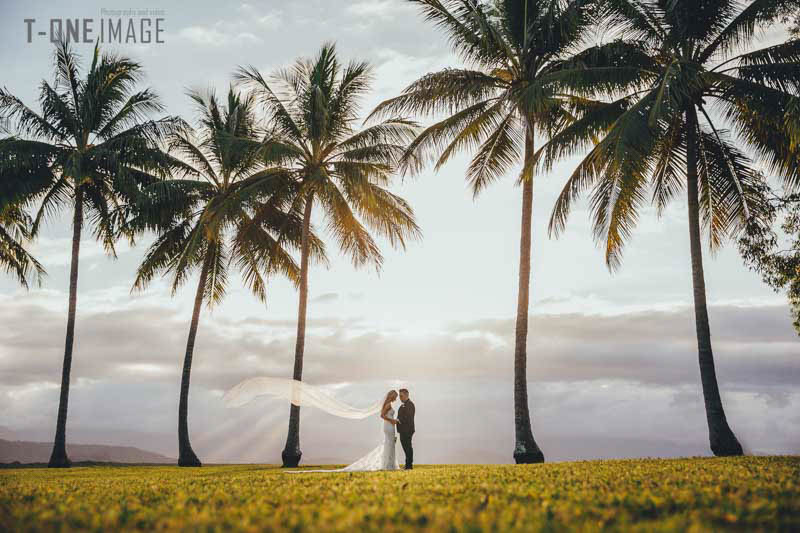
[{"x1": 383, "y1": 390, "x2": 398, "y2": 411}]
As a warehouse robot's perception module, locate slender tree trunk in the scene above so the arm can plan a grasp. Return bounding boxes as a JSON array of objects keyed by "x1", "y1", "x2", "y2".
[
  {"x1": 177, "y1": 260, "x2": 210, "y2": 467},
  {"x1": 282, "y1": 195, "x2": 314, "y2": 468},
  {"x1": 513, "y1": 125, "x2": 544, "y2": 464},
  {"x1": 48, "y1": 190, "x2": 83, "y2": 468},
  {"x1": 685, "y1": 107, "x2": 743, "y2": 457}
]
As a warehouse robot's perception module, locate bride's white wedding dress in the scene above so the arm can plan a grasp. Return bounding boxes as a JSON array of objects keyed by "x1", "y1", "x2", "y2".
[
  {"x1": 337, "y1": 406, "x2": 399, "y2": 472},
  {"x1": 223, "y1": 378, "x2": 400, "y2": 472}
]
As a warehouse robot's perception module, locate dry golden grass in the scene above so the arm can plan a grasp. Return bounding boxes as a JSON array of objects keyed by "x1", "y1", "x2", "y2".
[{"x1": 1, "y1": 456, "x2": 798, "y2": 531}]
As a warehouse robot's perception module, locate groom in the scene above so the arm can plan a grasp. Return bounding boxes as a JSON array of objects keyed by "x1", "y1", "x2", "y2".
[{"x1": 397, "y1": 388, "x2": 415, "y2": 470}]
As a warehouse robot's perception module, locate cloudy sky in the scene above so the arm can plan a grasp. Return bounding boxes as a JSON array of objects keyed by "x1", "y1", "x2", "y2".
[{"x1": 0, "y1": 0, "x2": 797, "y2": 464}]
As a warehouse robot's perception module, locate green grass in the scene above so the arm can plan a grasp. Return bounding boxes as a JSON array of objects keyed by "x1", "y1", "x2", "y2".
[{"x1": 1, "y1": 456, "x2": 798, "y2": 531}]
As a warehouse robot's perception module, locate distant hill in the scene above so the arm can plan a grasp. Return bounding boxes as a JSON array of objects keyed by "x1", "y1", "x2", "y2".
[{"x1": 0, "y1": 439, "x2": 173, "y2": 464}]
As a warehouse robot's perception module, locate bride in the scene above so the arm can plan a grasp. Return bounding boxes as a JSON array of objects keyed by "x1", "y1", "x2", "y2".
[
  {"x1": 336, "y1": 390, "x2": 400, "y2": 472},
  {"x1": 223, "y1": 378, "x2": 401, "y2": 472}
]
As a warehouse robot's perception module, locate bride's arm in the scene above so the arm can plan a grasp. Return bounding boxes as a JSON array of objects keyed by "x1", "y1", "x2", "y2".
[{"x1": 380, "y1": 405, "x2": 398, "y2": 425}]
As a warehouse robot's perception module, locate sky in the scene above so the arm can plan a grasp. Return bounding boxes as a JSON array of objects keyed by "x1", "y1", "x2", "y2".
[{"x1": 0, "y1": 0, "x2": 797, "y2": 464}]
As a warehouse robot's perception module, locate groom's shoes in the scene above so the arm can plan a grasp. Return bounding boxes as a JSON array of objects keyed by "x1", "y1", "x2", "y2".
[{"x1": 403, "y1": 466, "x2": 413, "y2": 470}]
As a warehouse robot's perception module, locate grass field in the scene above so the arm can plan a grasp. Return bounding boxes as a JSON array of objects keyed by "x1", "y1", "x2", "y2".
[{"x1": 1, "y1": 456, "x2": 798, "y2": 531}]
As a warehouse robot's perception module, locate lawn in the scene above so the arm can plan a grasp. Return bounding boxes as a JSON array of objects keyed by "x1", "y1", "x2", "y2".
[{"x1": 1, "y1": 456, "x2": 798, "y2": 531}]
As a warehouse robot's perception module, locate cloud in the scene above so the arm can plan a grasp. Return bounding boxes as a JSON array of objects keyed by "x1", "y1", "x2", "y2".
[
  {"x1": 177, "y1": 6, "x2": 280, "y2": 47},
  {"x1": 309, "y1": 292, "x2": 367, "y2": 304},
  {"x1": 312, "y1": 292, "x2": 340, "y2": 304},
  {"x1": 237, "y1": 3, "x2": 282, "y2": 27},
  {"x1": 1, "y1": 294, "x2": 797, "y2": 463},
  {"x1": 178, "y1": 26, "x2": 261, "y2": 47},
  {"x1": 346, "y1": 0, "x2": 415, "y2": 19},
  {"x1": 1, "y1": 295, "x2": 796, "y2": 392},
  {"x1": 29, "y1": 237, "x2": 134, "y2": 266}
]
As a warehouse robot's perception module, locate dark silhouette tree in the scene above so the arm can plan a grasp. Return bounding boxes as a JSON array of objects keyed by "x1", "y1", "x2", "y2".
[
  {"x1": 237, "y1": 44, "x2": 421, "y2": 467},
  {"x1": 371, "y1": 0, "x2": 606, "y2": 463},
  {"x1": 0, "y1": 41, "x2": 180, "y2": 467},
  {"x1": 131, "y1": 88, "x2": 322, "y2": 466},
  {"x1": 541, "y1": 0, "x2": 799, "y2": 456}
]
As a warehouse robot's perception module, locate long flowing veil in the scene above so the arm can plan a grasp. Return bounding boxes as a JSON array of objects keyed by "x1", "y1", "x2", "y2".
[
  {"x1": 223, "y1": 377, "x2": 384, "y2": 418},
  {"x1": 223, "y1": 377, "x2": 399, "y2": 472}
]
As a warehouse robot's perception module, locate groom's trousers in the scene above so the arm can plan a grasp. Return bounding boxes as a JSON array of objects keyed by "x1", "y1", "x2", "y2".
[{"x1": 399, "y1": 432, "x2": 413, "y2": 469}]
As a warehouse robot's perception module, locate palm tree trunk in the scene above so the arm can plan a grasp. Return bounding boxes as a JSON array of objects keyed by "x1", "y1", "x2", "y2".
[
  {"x1": 513, "y1": 126, "x2": 544, "y2": 464},
  {"x1": 177, "y1": 259, "x2": 209, "y2": 467},
  {"x1": 282, "y1": 194, "x2": 314, "y2": 468},
  {"x1": 48, "y1": 190, "x2": 83, "y2": 468},
  {"x1": 685, "y1": 107, "x2": 743, "y2": 457}
]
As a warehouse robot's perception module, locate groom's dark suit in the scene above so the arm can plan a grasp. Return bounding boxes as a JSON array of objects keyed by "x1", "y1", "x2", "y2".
[{"x1": 397, "y1": 399, "x2": 415, "y2": 469}]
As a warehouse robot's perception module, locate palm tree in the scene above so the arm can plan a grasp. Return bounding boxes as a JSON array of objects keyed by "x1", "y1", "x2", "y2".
[
  {"x1": 0, "y1": 41, "x2": 180, "y2": 467},
  {"x1": 370, "y1": 0, "x2": 606, "y2": 463},
  {"x1": 131, "y1": 88, "x2": 321, "y2": 466},
  {"x1": 236, "y1": 43, "x2": 421, "y2": 467},
  {"x1": 541, "y1": 0, "x2": 799, "y2": 456}
]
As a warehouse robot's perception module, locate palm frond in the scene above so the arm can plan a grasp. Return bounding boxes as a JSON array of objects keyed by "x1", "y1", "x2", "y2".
[
  {"x1": 202, "y1": 239, "x2": 229, "y2": 306},
  {"x1": 316, "y1": 180, "x2": 382, "y2": 269},
  {"x1": 598, "y1": 0, "x2": 664, "y2": 41},
  {"x1": 0, "y1": 204, "x2": 45, "y2": 288},
  {"x1": 0, "y1": 87, "x2": 68, "y2": 141},
  {"x1": 710, "y1": 72, "x2": 800, "y2": 190},
  {"x1": 466, "y1": 111, "x2": 523, "y2": 197},
  {"x1": 700, "y1": 0, "x2": 796, "y2": 62},
  {"x1": 548, "y1": 88, "x2": 660, "y2": 238},
  {"x1": 369, "y1": 69, "x2": 502, "y2": 121},
  {"x1": 408, "y1": 0, "x2": 503, "y2": 66},
  {"x1": 335, "y1": 166, "x2": 422, "y2": 249},
  {"x1": 132, "y1": 217, "x2": 196, "y2": 292},
  {"x1": 397, "y1": 98, "x2": 504, "y2": 175},
  {"x1": 236, "y1": 65, "x2": 308, "y2": 149},
  {"x1": 651, "y1": 114, "x2": 686, "y2": 215},
  {"x1": 535, "y1": 95, "x2": 632, "y2": 173}
]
